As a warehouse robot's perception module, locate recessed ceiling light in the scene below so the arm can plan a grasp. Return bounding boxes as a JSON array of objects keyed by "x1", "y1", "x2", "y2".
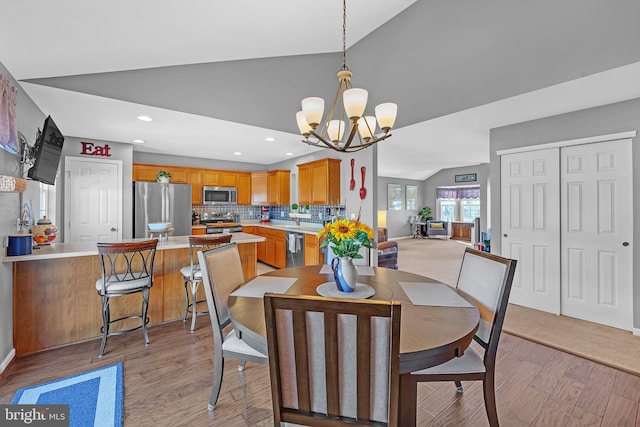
[
  {"x1": 132, "y1": 139, "x2": 145, "y2": 144},
  {"x1": 137, "y1": 115, "x2": 153, "y2": 122},
  {"x1": 233, "y1": 152, "x2": 242, "y2": 155},
  {"x1": 265, "y1": 137, "x2": 275, "y2": 142},
  {"x1": 285, "y1": 152, "x2": 294, "y2": 156}
]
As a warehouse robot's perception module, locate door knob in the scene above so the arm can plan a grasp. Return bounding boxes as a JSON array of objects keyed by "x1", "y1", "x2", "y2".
[
  {"x1": 503, "y1": 234, "x2": 508, "y2": 238},
  {"x1": 622, "y1": 241, "x2": 630, "y2": 247},
  {"x1": 111, "y1": 227, "x2": 118, "y2": 232}
]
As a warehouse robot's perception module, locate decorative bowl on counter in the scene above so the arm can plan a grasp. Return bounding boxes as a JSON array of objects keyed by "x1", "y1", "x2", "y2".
[
  {"x1": 148, "y1": 222, "x2": 171, "y2": 232},
  {"x1": 32, "y1": 216, "x2": 57, "y2": 245}
]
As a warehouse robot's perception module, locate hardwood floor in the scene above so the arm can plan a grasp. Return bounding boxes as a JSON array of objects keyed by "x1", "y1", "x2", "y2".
[{"x1": 1, "y1": 317, "x2": 639, "y2": 426}]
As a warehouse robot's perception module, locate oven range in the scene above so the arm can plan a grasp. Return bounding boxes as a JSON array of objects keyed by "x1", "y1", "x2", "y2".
[{"x1": 200, "y1": 219, "x2": 243, "y2": 234}]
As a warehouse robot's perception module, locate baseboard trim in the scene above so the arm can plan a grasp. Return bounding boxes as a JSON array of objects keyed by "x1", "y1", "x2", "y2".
[
  {"x1": 0, "y1": 348, "x2": 16, "y2": 375},
  {"x1": 633, "y1": 328, "x2": 640, "y2": 337}
]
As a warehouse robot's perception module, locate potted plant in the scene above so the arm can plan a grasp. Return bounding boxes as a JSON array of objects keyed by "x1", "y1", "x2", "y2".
[
  {"x1": 419, "y1": 206, "x2": 432, "y2": 221},
  {"x1": 291, "y1": 203, "x2": 299, "y2": 213},
  {"x1": 157, "y1": 170, "x2": 171, "y2": 183}
]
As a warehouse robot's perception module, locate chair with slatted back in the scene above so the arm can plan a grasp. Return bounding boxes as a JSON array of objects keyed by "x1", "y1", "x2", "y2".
[
  {"x1": 198, "y1": 243, "x2": 268, "y2": 410},
  {"x1": 181, "y1": 234, "x2": 232, "y2": 332},
  {"x1": 407, "y1": 248, "x2": 517, "y2": 427},
  {"x1": 264, "y1": 293, "x2": 402, "y2": 427},
  {"x1": 96, "y1": 239, "x2": 158, "y2": 358}
]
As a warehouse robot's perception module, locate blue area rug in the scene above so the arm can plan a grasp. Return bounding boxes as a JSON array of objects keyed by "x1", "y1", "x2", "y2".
[{"x1": 11, "y1": 363, "x2": 123, "y2": 427}]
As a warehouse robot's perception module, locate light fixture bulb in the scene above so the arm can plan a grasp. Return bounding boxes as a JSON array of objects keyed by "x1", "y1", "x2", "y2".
[
  {"x1": 327, "y1": 120, "x2": 345, "y2": 142},
  {"x1": 357, "y1": 116, "x2": 377, "y2": 141},
  {"x1": 296, "y1": 111, "x2": 312, "y2": 137},
  {"x1": 301, "y1": 97, "x2": 324, "y2": 129},
  {"x1": 375, "y1": 103, "x2": 397, "y2": 132},
  {"x1": 343, "y1": 88, "x2": 368, "y2": 120}
]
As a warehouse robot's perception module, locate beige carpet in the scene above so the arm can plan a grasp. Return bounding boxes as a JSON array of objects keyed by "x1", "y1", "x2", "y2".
[{"x1": 396, "y1": 237, "x2": 640, "y2": 376}]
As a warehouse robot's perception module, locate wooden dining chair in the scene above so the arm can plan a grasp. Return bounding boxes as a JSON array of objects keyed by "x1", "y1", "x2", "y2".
[
  {"x1": 407, "y1": 248, "x2": 516, "y2": 427},
  {"x1": 198, "y1": 243, "x2": 268, "y2": 410},
  {"x1": 264, "y1": 293, "x2": 402, "y2": 427},
  {"x1": 181, "y1": 234, "x2": 232, "y2": 332}
]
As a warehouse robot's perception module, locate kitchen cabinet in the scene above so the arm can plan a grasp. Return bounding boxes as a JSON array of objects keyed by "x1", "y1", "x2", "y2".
[
  {"x1": 251, "y1": 172, "x2": 268, "y2": 205},
  {"x1": 190, "y1": 170, "x2": 202, "y2": 205},
  {"x1": 304, "y1": 234, "x2": 323, "y2": 265},
  {"x1": 267, "y1": 170, "x2": 290, "y2": 206},
  {"x1": 297, "y1": 158, "x2": 341, "y2": 205},
  {"x1": 237, "y1": 172, "x2": 251, "y2": 205},
  {"x1": 191, "y1": 226, "x2": 206, "y2": 235},
  {"x1": 266, "y1": 228, "x2": 287, "y2": 269},
  {"x1": 202, "y1": 170, "x2": 237, "y2": 187},
  {"x1": 133, "y1": 164, "x2": 189, "y2": 183},
  {"x1": 254, "y1": 226, "x2": 267, "y2": 262}
]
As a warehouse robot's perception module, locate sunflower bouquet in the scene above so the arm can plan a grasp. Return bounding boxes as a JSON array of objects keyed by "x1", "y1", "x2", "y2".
[{"x1": 316, "y1": 216, "x2": 375, "y2": 259}]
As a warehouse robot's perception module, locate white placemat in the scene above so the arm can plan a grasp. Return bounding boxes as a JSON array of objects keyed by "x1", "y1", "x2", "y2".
[
  {"x1": 319, "y1": 264, "x2": 375, "y2": 276},
  {"x1": 399, "y1": 282, "x2": 473, "y2": 307},
  {"x1": 316, "y1": 282, "x2": 375, "y2": 299},
  {"x1": 230, "y1": 276, "x2": 297, "y2": 298}
]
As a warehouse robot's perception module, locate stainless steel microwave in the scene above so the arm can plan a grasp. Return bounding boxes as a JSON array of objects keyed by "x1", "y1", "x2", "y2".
[{"x1": 202, "y1": 186, "x2": 237, "y2": 205}]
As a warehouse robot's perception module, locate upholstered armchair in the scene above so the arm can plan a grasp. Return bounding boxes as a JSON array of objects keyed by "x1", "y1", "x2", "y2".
[
  {"x1": 378, "y1": 227, "x2": 398, "y2": 269},
  {"x1": 426, "y1": 220, "x2": 448, "y2": 239}
]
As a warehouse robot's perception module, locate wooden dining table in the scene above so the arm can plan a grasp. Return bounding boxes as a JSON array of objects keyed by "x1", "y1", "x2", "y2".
[{"x1": 227, "y1": 265, "x2": 479, "y2": 426}]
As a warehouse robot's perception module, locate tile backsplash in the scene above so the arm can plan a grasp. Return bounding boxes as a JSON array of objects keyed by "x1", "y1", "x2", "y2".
[{"x1": 192, "y1": 205, "x2": 345, "y2": 225}]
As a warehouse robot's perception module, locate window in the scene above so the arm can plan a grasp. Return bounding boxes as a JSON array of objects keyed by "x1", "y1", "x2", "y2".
[
  {"x1": 436, "y1": 185, "x2": 481, "y2": 223},
  {"x1": 461, "y1": 199, "x2": 480, "y2": 223},
  {"x1": 39, "y1": 182, "x2": 56, "y2": 223},
  {"x1": 406, "y1": 185, "x2": 417, "y2": 210},
  {"x1": 387, "y1": 184, "x2": 402, "y2": 210},
  {"x1": 440, "y1": 200, "x2": 456, "y2": 222}
]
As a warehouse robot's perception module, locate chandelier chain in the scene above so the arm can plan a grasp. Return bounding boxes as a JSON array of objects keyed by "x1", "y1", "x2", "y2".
[{"x1": 342, "y1": 0, "x2": 348, "y2": 71}]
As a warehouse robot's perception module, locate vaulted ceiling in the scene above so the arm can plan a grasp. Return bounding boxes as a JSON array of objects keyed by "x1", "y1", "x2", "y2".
[{"x1": 2, "y1": 0, "x2": 640, "y2": 179}]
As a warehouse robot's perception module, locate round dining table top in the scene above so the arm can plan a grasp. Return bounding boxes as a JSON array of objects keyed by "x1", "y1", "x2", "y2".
[{"x1": 228, "y1": 265, "x2": 479, "y2": 373}]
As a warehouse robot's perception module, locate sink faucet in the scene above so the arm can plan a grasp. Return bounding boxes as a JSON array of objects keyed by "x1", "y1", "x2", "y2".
[{"x1": 293, "y1": 216, "x2": 300, "y2": 226}]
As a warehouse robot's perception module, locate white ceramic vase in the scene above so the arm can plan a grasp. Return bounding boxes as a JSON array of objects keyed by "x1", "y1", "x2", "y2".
[{"x1": 331, "y1": 256, "x2": 358, "y2": 292}]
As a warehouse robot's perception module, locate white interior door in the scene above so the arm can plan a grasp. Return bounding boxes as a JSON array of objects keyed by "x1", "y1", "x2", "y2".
[
  {"x1": 501, "y1": 148, "x2": 561, "y2": 314},
  {"x1": 561, "y1": 139, "x2": 633, "y2": 330},
  {"x1": 65, "y1": 157, "x2": 122, "y2": 242}
]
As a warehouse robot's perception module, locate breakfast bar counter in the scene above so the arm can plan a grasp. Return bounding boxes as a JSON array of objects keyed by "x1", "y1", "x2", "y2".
[{"x1": 6, "y1": 233, "x2": 265, "y2": 355}]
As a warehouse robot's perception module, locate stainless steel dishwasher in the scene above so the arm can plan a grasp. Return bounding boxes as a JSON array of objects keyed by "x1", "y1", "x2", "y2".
[{"x1": 286, "y1": 231, "x2": 305, "y2": 267}]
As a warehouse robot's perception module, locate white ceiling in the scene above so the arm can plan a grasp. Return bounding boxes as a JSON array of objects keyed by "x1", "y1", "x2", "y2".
[{"x1": 2, "y1": 0, "x2": 639, "y2": 180}]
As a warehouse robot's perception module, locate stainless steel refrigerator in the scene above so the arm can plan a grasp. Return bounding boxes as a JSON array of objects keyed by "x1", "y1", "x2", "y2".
[{"x1": 133, "y1": 182, "x2": 192, "y2": 237}]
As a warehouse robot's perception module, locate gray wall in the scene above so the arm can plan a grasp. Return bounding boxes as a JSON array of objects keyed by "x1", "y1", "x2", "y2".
[
  {"x1": 133, "y1": 151, "x2": 266, "y2": 172},
  {"x1": 377, "y1": 176, "x2": 426, "y2": 238},
  {"x1": 490, "y1": 97, "x2": 640, "y2": 328},
  {"x1": 424, "y1": 163, "x2": 490, "y2": 233},
  {"x1": 0, "y1": 60, "x2": 46, "y2": 371}
]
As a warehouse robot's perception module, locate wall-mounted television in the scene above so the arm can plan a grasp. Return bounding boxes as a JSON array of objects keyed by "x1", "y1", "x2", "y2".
[{"x1": 27, "y1": 116, "x2": 65, "y2": 185}]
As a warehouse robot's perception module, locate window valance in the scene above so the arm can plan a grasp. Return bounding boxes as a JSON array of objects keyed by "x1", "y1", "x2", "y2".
[{"x1": 437, "y1": 186, "x2": 480, "y2": 199}]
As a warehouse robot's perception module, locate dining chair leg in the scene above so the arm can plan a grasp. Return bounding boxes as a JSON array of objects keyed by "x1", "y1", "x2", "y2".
[
  {"x1": 398, "y1": 374, "x2": 418, "y2": 427},
  {"x1": 190, "y1": 281, "x2": 199, "y2": 332},
  {"x1": 141, "y1": 288, "x2": 150, "y2": 346},
  {"x1": 98, "y1": 295, "x2": 110, "y2": 358},
  {"x1": 183, "y1": 280, "x2": 191, "y2": 322},
  {"x1": 455, "y1": 380, "x2": 464, "y2": 393},
  {"x1": 209, "y1": 350, "x2": 225, "y2": 410},
  {"x1": 483, "y1": 371, "x2": 499, "y2": 427}
]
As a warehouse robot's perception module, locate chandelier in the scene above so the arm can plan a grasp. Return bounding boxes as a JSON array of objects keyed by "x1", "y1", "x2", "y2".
[{"x1": 295, "y1": 0, "x2": 397, "y2": 152}]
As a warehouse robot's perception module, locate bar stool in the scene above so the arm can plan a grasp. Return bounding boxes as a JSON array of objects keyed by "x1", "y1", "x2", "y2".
[
  {"x1": 181, "y1": 234, "x2": 232, "y2": 332},
  {"x1": 96, "y1": 239, "x2": 158, "y2": 357}
]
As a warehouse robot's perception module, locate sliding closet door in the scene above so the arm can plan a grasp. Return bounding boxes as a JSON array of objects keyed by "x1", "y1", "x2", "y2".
[
  {"x1": 501, "y1": 148, "x2": 561, "y2": 314},
  {"x1": 560, "y1": 139, "x2": 633, "y2": 330}
]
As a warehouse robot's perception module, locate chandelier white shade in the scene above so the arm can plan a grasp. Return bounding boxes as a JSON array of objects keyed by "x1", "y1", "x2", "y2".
[{"x1": 295, "y1": 0, "x2": 397, "y2": 152}]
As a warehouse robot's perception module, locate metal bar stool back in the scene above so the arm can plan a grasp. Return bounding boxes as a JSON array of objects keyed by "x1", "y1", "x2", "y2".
[
  {"x1": 181, "y1": 234, "x2": 233, "y2": 332},
  {"x1": 96, "y1": 239, "x2": 158, "y2": 357}
]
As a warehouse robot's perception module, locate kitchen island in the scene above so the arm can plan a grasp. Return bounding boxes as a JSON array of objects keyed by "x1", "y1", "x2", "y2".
[{"x1": 4, "y1": 233, "x2": 264, "y2": 355}]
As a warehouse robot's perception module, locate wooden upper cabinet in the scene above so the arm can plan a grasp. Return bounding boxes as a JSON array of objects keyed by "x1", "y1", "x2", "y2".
[
  {"x1": 237, "y1": 172, "x2": 251, "y2": 205},
  {"x1": 268, "y1": 170, "x2": 290, "y2": 206},
  {"x1": 298, "y1": 158, "x2": 341, "y2": 205},
  {"x1": 201, "y1": 170, "x2": 238, "y2": 187},
  {"x1": 190, "y1": 170, "x2": 202, "y2": 205},
  {"x1": 251, "y1": 172, "x2": 268, "y2": 205},
  {"x1": 133, "y1": 164, "x2": 188, "y2": 183}
]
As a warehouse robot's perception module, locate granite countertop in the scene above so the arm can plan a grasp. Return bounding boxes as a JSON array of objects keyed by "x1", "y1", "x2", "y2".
[{"x1": 2, "y1": 232, "x2": 265, "y2": 262}]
